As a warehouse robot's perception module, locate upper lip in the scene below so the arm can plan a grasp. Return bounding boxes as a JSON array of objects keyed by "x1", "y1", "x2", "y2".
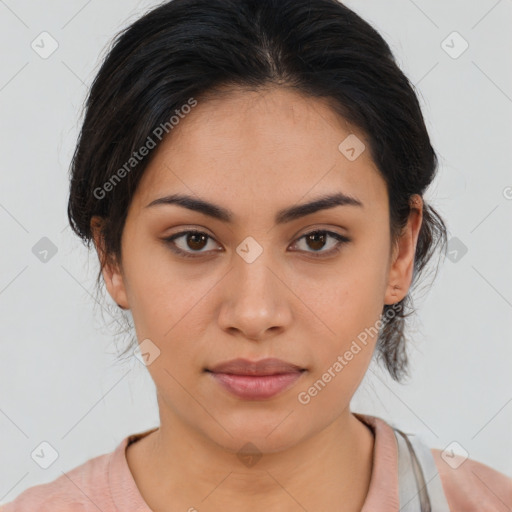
[{"x1": 207, "y1": 357, "x2": 305, "y2": 376}]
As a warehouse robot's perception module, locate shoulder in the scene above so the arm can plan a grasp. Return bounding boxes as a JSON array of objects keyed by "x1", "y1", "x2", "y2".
[
  {"x1": 431, "y1": 447, "x2": 512, "y2": 512},
  {"x1": 0, "y1": 449, "x2": 114, "y2": 512}
]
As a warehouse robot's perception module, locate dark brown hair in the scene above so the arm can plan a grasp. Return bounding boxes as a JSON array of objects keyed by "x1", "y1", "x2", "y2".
[{"x1": 67, "y1": 0, "x2": 448, "y2": 382}]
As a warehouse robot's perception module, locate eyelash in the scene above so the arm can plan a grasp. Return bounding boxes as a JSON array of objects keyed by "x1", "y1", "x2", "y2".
[{"x1": 163, "y1": 229, "x2": 350, "y2": 259}]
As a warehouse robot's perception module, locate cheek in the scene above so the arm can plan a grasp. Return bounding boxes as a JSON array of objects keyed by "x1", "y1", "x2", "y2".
[
  {"x1": 123, "y1": 251, "x2": 217, "y2": 365},
  {"x1": 300, "y1": 284, "x2": 380, "y2": 374},
  {"x1": 293, "y1": 275, "x2": 380, "y2": 412},
  {"x1": 296, "y1": 252, "x2": 386, "y2": 332},
  {"x1": 121, "y1": 245, "x2": 180, "y2": 339},
  {"x1": 291, "y1": 248, "x2": 387, "y2": 374}
]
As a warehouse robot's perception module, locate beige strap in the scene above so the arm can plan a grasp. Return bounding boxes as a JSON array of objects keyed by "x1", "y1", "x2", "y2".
[{"x1": 394, "y1": 428, "x2": 451, "y2": 511}]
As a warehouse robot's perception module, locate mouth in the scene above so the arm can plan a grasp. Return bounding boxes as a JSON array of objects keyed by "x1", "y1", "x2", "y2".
[{"x1": 205, "y1": 358, "x2": 307, "y2": 400}]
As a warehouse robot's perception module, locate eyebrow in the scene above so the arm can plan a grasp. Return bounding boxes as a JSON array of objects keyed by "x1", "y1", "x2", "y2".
[{"x1": 145, "y1": 192, "x2": 363, "y2": 224}]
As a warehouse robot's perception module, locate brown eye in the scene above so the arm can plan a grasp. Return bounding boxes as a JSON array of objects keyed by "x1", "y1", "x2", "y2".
[
  {"x1": 164, "y1": 230, "x2": 221, "y2": 258},
  {"x1": 185, "y1": 232, "x2": 208, "y2": 250},
  {"x1": 291, "y1": 230, "x2": 350, "y2": 258},
  {"x1": 305, "y1": 232, "x2": 328, "y2": 251}
]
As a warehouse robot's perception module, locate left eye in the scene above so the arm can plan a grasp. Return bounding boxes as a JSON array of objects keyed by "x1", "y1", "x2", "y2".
[
  {"x1": 290, "y1": 230, "x2": 350, "y2": 257},
  {"x1": 163, "y1": 229, "x2": 350, "y2": 259}
]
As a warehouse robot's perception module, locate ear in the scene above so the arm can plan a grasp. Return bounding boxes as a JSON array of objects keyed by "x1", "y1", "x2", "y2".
[
  {"x1": 90, "y1": 216, "x2": 130, "y2": 310},
  {"x1": 384, "y1": 195, "x2": 423, "y2": 305}
]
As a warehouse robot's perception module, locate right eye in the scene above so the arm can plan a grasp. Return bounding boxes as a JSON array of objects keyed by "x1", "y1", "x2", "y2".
[{"x1": 163, "y1": 230, "x2": 223, "y2": 258}]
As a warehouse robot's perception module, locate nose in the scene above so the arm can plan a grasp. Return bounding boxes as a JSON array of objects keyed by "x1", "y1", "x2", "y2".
[{"x1": 217, "y1": 250, "x2": 293, "y2": 341}]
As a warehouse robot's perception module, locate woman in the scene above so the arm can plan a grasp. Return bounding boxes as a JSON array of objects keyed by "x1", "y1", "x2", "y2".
[{"x1": 3, "y1": 0, "x2": 511, "y2": 510}]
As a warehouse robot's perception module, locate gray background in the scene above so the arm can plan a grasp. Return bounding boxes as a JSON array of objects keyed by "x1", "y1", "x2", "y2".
[{"x1": 1, "y1": 0, "x2": 511, "y2": 501}]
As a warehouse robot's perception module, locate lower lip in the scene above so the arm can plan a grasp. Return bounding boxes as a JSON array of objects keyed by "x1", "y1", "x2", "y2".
[{"x1": 208, "y1": 371, "x2": 304, "y2": 400}]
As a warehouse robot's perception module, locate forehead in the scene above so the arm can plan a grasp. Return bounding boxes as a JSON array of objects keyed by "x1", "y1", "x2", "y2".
[{"x1": 131, "y1": 86, "x2": 387, "y2": 219}]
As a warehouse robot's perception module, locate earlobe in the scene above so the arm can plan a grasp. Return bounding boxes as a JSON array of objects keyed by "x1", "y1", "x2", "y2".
[
  {"x1": 384, "y1": 283, "x2": 402, "y2": 306},
  {"x1": 90, "y1": 216, "x2": 130, "y2": 310},
  {"x1": 384, "y1": 195, "x2": 423, "y2": 306},
  {"x1": 101, "y1": 262, "x2": 130, "y2": 310}
]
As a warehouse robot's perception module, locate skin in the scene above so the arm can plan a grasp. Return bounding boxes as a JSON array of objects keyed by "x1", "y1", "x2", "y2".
[{"x1": 91, "y1": 85, "x2": 423, "y2": 512}]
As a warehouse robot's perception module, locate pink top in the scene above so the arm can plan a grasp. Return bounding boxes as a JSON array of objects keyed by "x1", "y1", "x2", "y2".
[{"x1": 2, "y1": 413, "x2": 511, "y2": 511}]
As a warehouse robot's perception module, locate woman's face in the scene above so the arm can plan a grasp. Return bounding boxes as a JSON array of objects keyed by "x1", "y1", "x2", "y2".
[{"x1": 95, "y1": 86, "x2": 421, "y2": 453}]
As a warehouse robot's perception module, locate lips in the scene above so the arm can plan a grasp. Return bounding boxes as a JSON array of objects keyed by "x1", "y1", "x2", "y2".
[
  {"x1": 206, "y1": 357, "x2": 305, "y2": 376},
  {"x1": 206, "y1": 358, "x2": 306, "y2": 400}
]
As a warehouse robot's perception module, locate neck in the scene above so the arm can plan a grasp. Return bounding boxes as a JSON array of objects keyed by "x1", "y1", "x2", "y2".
[{"x1": 127, "y1": 406, "x2": 375, "y2": 512}]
